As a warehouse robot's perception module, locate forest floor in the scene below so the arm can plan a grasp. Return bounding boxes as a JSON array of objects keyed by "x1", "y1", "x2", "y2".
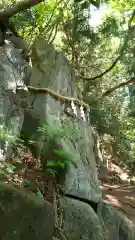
[
  {"x1": 100, "y1": 163, "x2": 135, "y2": 224},
  {"x1": 101, "y1": 183, "x2": 135, "y2": 224}
]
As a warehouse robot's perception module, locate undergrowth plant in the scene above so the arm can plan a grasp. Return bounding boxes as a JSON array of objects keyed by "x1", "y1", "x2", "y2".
[
  {"x1": 38, "y1": 123, "x2": 81, "y2": 141},
  {"x1": 46, "y1": 149, "x2": 78, "y2": 177},
  {"x1": 38, "y1": 123, "x2": 80, "y2": 176},
  {"x1": 0, "y1": 125, "x2": 18, "y2": 143},
  {"x1": 0, "y1": 123, "x2": 79, "y2": 198},
  {"x1": 0, "y1": 126, "x2": 26, "y2": 180}
]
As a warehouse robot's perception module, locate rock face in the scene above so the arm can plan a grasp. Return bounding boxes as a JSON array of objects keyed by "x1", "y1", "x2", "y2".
[
  {"x1": 0, "y1": 38, "x2": 135, "y2": 240},
  {"x1": 0, "y1": 41, "x2": 55, "y2": 239},
  {"x1": 22, "y1": 39, "x2": 101, "y2": 203},
  {"x1": 0, "y1": 182, "x2": 55, "y2": 240},
  {"x1": 0, "y1": 43, "x2": 30, "y2": 161}
]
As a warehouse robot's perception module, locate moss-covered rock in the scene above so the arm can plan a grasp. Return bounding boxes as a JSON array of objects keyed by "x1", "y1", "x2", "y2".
[
  {"x1": 61, "y1": 196, "x2": 103, "y2": 240},
  {"x1": 0, "y1": 182, "x2": 55, "y2": 240},
  {"x1": 97, "y1": 202, "x2": 135, "y2": 240}
]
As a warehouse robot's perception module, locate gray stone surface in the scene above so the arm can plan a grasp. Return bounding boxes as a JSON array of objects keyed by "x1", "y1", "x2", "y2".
[
  {"x1": 97, "y1": 202, "x2": 135, "y2": 240},
  {"x1": 0, "y1": 44, "x2": 31, "y2": 161},
  {"x1": 0, "y1": 182, "x2": 55, "y2": 240},
  {"x1": 22, "y1": 38, "x2": 101, "y2": 203},
  {"x1": 60, "y1": 198, "x2": 135, "y2": 240},
  {"x1": 61, "y1": 196, "x2": 103, "y2": 240}
]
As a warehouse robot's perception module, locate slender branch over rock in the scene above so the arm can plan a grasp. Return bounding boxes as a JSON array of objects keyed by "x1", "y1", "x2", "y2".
[
  {"x1": 0, "y1": 0, "x2": 45, "y2": 46},
  {"x1": 80, "y1": 9, "x2": 135, "y2": 81},
  {"x1": 102, "y1": 77, "x2": 135, "y2": 98},
  {"x1": 0, "y1": 0, "x2": 44, "y2": 20},
  {"x1": 80, "y1": 56, "x2": 121, "y2": 81}
]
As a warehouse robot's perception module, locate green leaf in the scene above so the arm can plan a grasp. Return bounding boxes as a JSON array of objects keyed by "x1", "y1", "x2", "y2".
[
  {"x1": 5, "y1": 165, "x2": 16, "y2": 174},
  {"x1": 36, "y1": 188, "x2": 44, "y2": 200},
  {"x1": 46, "y1": 168, "x2": 57, "y2": 176},
  {"x1": 57, "y1": 161, "x2": 66, "y2": 168},
  {"x1": 53, "y1": 149, "x2": 77, "y2": 162},
  {"x1": 23, "y1": 179, "x2": 32, "y2": 186},
  {"x1": 0, "y1": 169, "x2": 6, "y2": 175},
  {"x1": 46, "y1": 161, "x2": 56, "y2": 167}
]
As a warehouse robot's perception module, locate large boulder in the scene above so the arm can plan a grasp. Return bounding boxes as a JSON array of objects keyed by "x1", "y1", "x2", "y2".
[
  {"x1": 60, "y1": 196, "x2": 102, "y2": 240},
  {"x1": 0, "y1": 182, "x2": 55, "y2": 240},
  {"x1": 21, "y1": 38, "x2": 101, "y2": 203},
  {"x1": 97, "y1": 202, "x2": 135, "y2": 240},
  {"x1": 56, "y1": 197, "x2": 135, "y2": 240}
]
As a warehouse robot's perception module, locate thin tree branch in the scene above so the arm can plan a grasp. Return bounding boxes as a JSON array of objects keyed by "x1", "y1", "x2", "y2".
[
  {"x1": 49, "y1": 23, "x2": 58, "y2": 44},
  {"x1": 0, "y1": 0, "x2": 44, "y2": 20},
  {"x1": 128, "y1": 9, "x2": 135, "y2": 27},
  {"x1": 80, "y1": 9, "x2": 135, "y2": 81},
  {"x1": 80, "y1": 56, "x2": 121, "y2": 81},
  {"x1": 48, "y1": 0, "x2": 70, "y2": 43},
  {"x1": 43, "y1": 0, "x2": 63, "y2": 33},
  {"x1": 102, "y1": 77, "x2": 135, "y2": 98}
]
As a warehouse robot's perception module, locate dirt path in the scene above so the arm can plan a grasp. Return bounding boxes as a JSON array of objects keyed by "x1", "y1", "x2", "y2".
[{"x1": 100, "y1": 183, "x2": 135, "y2": 224}]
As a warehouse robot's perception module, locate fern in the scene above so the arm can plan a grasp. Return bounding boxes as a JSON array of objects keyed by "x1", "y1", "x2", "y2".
[
  {"x1": 45, "y1": 149, "x2": 78, "y2": 174},
  {"x1": 46, "y1": 160, "x2": 66, "y2": 169},
  {"x1": 53, "y1": 149, "x2": 77, "y2": 162},
  {"x1": 38, "y1": 123, "x2": 80, "y2": 141},
  {"x1": 38, "y1": 123, "x2": 80, "y2": 176}
]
